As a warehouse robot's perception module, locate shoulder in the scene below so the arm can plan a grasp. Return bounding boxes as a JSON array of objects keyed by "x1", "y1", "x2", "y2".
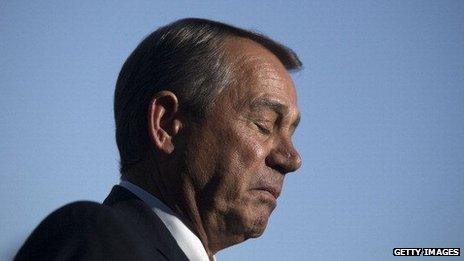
[
  {"x1": 15, "y1": 201, "x2": 141, "y2": 260},
  {"x1": 43, "y1": 200, "x2": 120, "y2": 223},
  {"x1": 43, "y1": 200, "x2": 111, "y2": 219},
  {"x1": 30, "y1": 201, "x2": 124, "y2": 234}
]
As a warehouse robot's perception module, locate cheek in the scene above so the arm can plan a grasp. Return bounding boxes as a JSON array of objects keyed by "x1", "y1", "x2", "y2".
[
  {"x1": 222, "y1": 138, "x2": 275, "y2": 238},
  {"x1": 195, "y1": 123, "x2": 270, "y2": 216},
  {"x1": 210, "y1": 128, "x2": 268, "y2": 200},
  {"x1": 226, "y1": 130, "x2": 268, "y2": 185}
]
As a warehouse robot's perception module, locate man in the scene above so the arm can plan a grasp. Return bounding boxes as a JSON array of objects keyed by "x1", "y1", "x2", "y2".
[{"x1": 16, "y1": 18, "x2": 302, "y2": 260}]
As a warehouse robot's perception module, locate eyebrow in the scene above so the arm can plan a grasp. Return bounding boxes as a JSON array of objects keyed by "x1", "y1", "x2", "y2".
[{"x1": 250, "y1": 97, "x2": 301, "y2": 130}]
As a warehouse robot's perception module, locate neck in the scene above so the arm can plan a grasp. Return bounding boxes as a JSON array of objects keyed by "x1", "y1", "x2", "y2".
[
  {"x1": 176, "y1": 176, "x2": 247, "y2": 255},
  {"x1": 123, "y1": 161, "x2": 223, "y2": 259}
]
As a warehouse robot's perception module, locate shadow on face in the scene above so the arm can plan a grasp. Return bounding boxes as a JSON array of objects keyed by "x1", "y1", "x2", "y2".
[{"x1": 183, "y1": 37, "x2": 302, "y2": 245}]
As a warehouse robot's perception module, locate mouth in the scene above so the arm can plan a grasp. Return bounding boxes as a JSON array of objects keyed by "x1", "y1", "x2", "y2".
[{"x1": 254, "y1": 186, "x2": 280, "y2": 200}]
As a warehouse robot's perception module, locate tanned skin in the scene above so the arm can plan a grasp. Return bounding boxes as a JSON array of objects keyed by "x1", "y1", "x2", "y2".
[{"x1": 125, "y1": 37, "x2": 302, "y2": 260}]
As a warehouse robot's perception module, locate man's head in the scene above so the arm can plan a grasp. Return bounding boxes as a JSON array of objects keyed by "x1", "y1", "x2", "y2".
[{"x1": 114, "y1": 18, "x2": 302, "y2": 253}]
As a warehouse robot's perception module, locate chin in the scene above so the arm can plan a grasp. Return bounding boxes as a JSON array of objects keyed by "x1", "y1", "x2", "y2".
[
  {"x1": 242, "y1": 201, "x2": 275, "y2": 239},
  {"x1": 225, "y1": 195, "x2": 276, "y2": 240},
  {"x1": 246, "y1": 219, "x2": 268, "y2": 238}
]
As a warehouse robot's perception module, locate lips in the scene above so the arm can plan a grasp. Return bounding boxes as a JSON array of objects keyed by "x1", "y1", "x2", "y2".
[{"x1": 255, "y1": 186, "x2": 281, "y2": 200}]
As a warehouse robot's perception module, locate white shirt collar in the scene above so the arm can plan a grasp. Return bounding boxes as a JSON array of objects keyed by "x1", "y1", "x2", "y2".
[{"x1": 119, "y1": 180, "x2": 214, "y2": 261}]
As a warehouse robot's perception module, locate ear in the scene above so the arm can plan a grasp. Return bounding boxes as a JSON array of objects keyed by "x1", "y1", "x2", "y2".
[{"x1": 148, "y1": 91, "x2": 182, "y2": 154}]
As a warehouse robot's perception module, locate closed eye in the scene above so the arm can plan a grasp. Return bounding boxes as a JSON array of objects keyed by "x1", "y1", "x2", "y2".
[{"x1": 255, "y1": 122, "x2": 272, "y2": 135}]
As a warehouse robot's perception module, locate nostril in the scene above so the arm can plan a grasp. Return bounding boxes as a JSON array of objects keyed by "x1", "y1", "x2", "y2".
[
  {"x1": 266, "y1": 139, "x2": 301, "y2": 174},
  {"x1": 266, "y1": 150, "x2": 300, "y2": 175},
  {"x1": 274, "y1": 165, "x2": 290, "y2": 175}
]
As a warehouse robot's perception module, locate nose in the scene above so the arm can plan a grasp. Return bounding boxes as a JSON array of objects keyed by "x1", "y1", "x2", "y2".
[{"x1": 265, "y1": 137, "x2": 302, "y2": 174}]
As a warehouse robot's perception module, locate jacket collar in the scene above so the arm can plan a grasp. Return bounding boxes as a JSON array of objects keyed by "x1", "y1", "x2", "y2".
[{"x1": 103, "y1": 185, "x2": 189, "y2": 261}]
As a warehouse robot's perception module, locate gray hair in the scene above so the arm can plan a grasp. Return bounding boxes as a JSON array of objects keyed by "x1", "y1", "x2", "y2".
[{"x1": 114, "y1": 18, "x2": 302, "y2": 174}]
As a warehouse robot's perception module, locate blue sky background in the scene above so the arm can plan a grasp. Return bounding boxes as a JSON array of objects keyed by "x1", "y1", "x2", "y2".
[{"x1": 1, "y1": 1, "x2": 463, "y2": 260}]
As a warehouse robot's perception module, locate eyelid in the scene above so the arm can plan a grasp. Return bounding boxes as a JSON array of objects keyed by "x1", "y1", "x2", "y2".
[{"x1": 255, "y1": 121, "x2": 272, "y2": 135}]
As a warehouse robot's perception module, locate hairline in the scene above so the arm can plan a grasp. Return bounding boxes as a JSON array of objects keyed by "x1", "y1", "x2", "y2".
[
  {"x1": 201, "y1": 35, "x2": 298, "y2": 119},
  {"x1": 115, "y1": 18, "x2": 302, "y2": 175}
]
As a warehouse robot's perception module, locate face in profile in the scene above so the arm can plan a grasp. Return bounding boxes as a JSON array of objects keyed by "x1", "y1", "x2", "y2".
[{"x1": 184, "y1": 38, "x2": 302, "y2": 246}]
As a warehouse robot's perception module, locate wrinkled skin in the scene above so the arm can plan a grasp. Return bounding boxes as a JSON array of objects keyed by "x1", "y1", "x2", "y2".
[
  {"x1": 182, "y1": 37, "x2": 302, "y2": 254},
  {"x1": 130, "y1": 37, "x2": 302, "y2": 260}
]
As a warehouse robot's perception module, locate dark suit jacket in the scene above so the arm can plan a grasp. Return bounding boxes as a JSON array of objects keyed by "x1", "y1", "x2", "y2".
[{"x1": 15, "y1": 186, "x2": 189, "y2": 261}]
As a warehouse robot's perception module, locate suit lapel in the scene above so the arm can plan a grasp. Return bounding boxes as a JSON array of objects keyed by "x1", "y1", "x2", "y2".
[{"x1": 104, "y1": 186, "x2": 189, "y2": 261}]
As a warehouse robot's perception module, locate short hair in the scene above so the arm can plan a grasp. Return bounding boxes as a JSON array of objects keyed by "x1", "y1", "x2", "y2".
[{"x1": 114, "y1": 18, "x2": 302, "y2": 174}]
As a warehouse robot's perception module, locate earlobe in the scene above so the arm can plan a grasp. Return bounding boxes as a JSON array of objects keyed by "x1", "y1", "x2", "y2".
[{"x1": 148, "y1": 91, "x2": 182, "y2": 154}]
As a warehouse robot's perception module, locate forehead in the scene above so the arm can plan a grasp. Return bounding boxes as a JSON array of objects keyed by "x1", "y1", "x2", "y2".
[{"x1": 222, "y1": 37, "x2": 298, "y2": 110}]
